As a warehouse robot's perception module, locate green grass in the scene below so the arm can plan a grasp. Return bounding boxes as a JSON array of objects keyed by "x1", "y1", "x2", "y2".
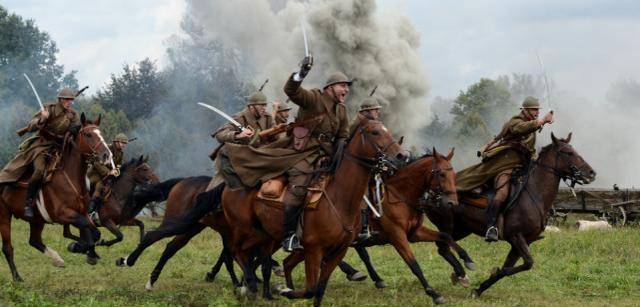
[{"x1": 1, "y1": 217, "x2": 639, "y2": 306}]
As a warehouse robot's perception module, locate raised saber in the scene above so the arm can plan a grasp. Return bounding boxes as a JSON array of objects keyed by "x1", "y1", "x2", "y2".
[
  {"x1": 23, "y1": 73, "x2": 44, "y2": 111},
  {"x1": 536, "y1": 51, "x2": 553, "y2": 111},
  {"x1": 300, "y1": 17, "x2": 310, "y2": 57},
  {"x1": 197, "y1": 102, "x2": 245, "y2": 130}
]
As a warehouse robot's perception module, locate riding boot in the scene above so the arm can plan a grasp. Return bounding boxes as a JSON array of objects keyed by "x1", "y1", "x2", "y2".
[
  {"x1": 282, "y1": 203, "x2": 303, "y2": 252},
  {"x1": 88, "y1": 197, "x2": 103, "y2": 224},
  {"x1": 24, "y1": 179, "x2": 41, "y2": 218},
  {"x1": 357, "y1": 208, "x2": 372, "y2": 242},
  {"x1": 484, "y1": 199, "x2": 501, "y2": 242}
]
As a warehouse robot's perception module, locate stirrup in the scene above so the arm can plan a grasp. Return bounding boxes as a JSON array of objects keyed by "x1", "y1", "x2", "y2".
[
  {"x1": 485, "y1": 226, "x2": 499, "y2": 242},
  {"x1": 282, "y1": 234, "x2": 303, "y2": 252},
  {"x1": 89, "y1": 211, "x2": 100, "y2": 226},
  {"x1": 357, "y1": 227, "x2": 372, "y2": 242},
  {"x1": 24, "y1": 200, "x2": 35, "y2": 218}
]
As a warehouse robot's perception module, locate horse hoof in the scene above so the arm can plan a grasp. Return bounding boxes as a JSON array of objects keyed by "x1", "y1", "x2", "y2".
[
  {"x1": 278, "y1": 286, "x2": 293, "y2": 297},
  {"x1": 471, "y1": 289, "x2": 481, "y2": 299},
  {"x1": 145, "y1": 280, "x2": 154, "y2": 291},
  {"x1": 433, "y1": 296, "x2": 446, "y2": 305},
  {"x1": 52, "y1": 259, "x2": 65, "y2": 268},
  {"x1": 465, "y1": 261, "x2": 477, "y2": 271},
  {"x1": 348, "y1": 271, "x2": 368, "y2": 282},
  {"x1": 235, "y1": 285, "x2": 248, "y2": 297},
  {"x1": 67, "y1": 242, "x2": 82, "y2": 253},
  {"x1": 115, "y1": 257, "x2": 126, "y2": 267},
  {"x1": 86, "y1": 256, "x2": 98, "y2": 266},
  {"x1": 204, "y1": 272, "x2": 215, "y2": 283},
  {"x1": 273, "y1": 266, "x2": 285, "y2": 277},
  {"x1": 375, "y1": 280, "x2": 388, "y2": 289},
  {"x1": 451, "y1": 273, "x2": 470, "y2": 288}
]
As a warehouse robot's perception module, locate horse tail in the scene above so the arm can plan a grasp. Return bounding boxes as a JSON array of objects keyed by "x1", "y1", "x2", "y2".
[{"x1": 147, "y1": 182, "x2": 225, "y2": 238}]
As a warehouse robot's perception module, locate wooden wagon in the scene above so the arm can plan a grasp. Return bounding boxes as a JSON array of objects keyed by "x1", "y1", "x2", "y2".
[{"x1": 551, "y1": 187, "x2": 640, "y2": 226}]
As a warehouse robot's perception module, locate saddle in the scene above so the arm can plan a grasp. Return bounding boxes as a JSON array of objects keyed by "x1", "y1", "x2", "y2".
[
  {"x1": 256, "y1": 175, "x2": 329, "y2": 210},
  {"x1": 16, "y1": 150, "x2": 62, "y2": 187},
  {"x1": 459, "y1": 172, "x2": 527, "y2": 210}
]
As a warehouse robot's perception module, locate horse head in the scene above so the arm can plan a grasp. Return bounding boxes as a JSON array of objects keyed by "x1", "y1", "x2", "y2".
[
  {"x1": 429, "y1": 148, "x2": 458, "y2": 207},
  {"x1": 126, "y1": 155, "x2": 160, "y2": 188},
  {"x1": 349, "y1": 118, "x2": 406, "y2": 174},
  {"x1": 539, "y1": 132, "x2": 596, "y2": 185},
  {"x1": 73, "y1": 113, "x2": 113, "y2": 166}
]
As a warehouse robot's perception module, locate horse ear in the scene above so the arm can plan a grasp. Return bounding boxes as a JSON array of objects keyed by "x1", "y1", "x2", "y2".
[
  {"x1": 551, "y1": 132, "x2": 558, "y2": 145},
  {"x1": 432, "y1": 147, "x2": 439, "y2": 158},
  {"x1": 565, "y1": 132, "x2": 572, "y2": 143},
  {"x1": 398, "y1": 136, "x2": 404, "y2": 146},
  {"x1": 96, "y1": 114, "x2": 102, "y2": 126},
  {"x1": 446, "y1": 148, "x2": 455, "y2": 161},
  {"x1": 80, "y1": 113, "x2": 87, "y2": 125},
  {"x1": 137, "y1": 155, "x2": 144, "y2": 165}
]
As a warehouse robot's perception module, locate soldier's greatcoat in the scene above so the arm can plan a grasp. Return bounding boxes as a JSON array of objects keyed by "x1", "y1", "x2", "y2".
[
  {"x1": 213, "y1": 108, "x2": 274, "y2": 145},
  {"x1": 456, "y1": 113, "x2": 539, "y2": 191},
  {"x1": 218, "y1": 74, "x2": 349, "y2": 187},
  {"x1": 0, "y1": 102, "x2": 78, "y2": 183}
]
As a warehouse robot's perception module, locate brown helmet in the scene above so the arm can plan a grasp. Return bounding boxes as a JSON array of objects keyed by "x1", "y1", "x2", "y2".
[
  {"x1": 247, "y1": 91, "x2": 268, "y2": 105},
  {"x1": 323, "y1": 72, "x2": 354, "y2": 89},
  {"x1": 57, "y1": 88, "x2": 75, "y2": 99},
  {"x1": 358, "y1": 98, "x2": 381, "y2": 112},
  {"x1": 276, "y1": 102, "x2": 292, "y2": 112},
  {"x1": 521, "y1": 96, "x2": 541, "y2": 109}
]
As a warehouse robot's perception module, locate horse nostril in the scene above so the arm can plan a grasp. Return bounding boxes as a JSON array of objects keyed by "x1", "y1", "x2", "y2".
[{"x1": 396, "y1": 153, "x2": 406, "y2": 161}]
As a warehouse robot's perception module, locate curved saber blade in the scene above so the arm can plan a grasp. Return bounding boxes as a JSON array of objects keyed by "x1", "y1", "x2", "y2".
[
  {"x1": 23, "y1": 73, "x2": 44, "y2": 111},
  {"x1": 197, "y1": 102, "x2": 244, "y2": 130},
  {"x1": 299, "y1": 17, "x2": 309, "y2": 57},
  {"x1": 535, "y1": 51, "x2": 552, "y2": 111}
]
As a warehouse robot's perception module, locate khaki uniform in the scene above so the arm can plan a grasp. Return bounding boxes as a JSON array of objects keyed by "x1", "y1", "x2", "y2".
[
  {"x1": 88, "y1": 144, "x2": 124, "y2": 199},
  {"x1": 0, "y1": 103, "x2": 78, "y2": 183},
  {"x1": 213, "y1": 108, "x2": 274, "y2": 145}
]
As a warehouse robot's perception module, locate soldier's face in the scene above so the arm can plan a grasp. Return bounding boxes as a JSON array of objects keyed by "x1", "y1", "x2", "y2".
[
  {"x1": 525, "y1": 108, "x2": 540, "y2": 119},
  {"x1": 60, "y1": 98, "x2": 73, "y2": 110},
  {"x1": 329, "y1": 83, "x2": 350, "y2": 103},
  {"x1": 366, "y1": 109, "x2": 380, "y2": 120},
  {"x1": 278, "y1": 110, "x2": 290, "y2": 120},
  {"x1": 114, "y1": 141, "x2": 127, "y2": 151},
  {"x1": 252, "y1": 105, "x2": 268, "y2": 117}
]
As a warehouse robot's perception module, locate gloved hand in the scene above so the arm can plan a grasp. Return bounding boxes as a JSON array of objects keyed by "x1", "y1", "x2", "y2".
[{"x1": 299, "y1": 55, "x2": 314, "y2": 79}]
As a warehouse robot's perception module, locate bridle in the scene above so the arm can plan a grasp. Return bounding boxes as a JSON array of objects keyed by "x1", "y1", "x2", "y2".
[
  {"x1": 534, "y1": 143, "x2": 592, "y2": 187},
  {"x1": 344, "y1": 123, "x2": 401, "y2": 175},
  {"x1": 422, "y1": 157, "x2": 455, "y2": 208},
  {"x1": 73, "y1": 124, "x2": 112, "y2": 159}
]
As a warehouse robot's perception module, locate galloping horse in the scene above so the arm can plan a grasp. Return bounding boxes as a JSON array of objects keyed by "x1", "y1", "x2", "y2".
[
  {"x1": 426, "y1": 133, "x2": 595, "y2": 297},
  {"x1": 0, "y1": 114, "x2": 113, "y2": 281},
  {"x1": 285, "y1": 149, "x2": 477, "y2": 298},
  {"x1": 63, "y1": 156, "x2": 159, "y2": 249},
  {"x1": 222, "y1": 119, "x2": 406, "y2": 305}
]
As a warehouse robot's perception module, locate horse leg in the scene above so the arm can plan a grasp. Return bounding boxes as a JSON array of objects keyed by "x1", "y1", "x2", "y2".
[
  {"x1": 354, "y1": 245, "x2": 386, "y2": 288},
  {"x1": 271, "y1": 257, "x2": 284, "y2": 277},
  {"x1": 206, "y1": 246, "x2": 230, "y2": 283},
  {"x1": 338, "y1": 260, "x2": 368, "y2": 282},
  {"x1": 234, "y1": 250, "x2": 260, "y2": 299},
  {"x1": 282, "y1": 250, "x2": 305, "y2": 290},
  {"x1": 0, "y1": 211, "x2": 22, "y2": 282},
  {"x1": 72, "y1": 214, "x2": 100, "y2": 265},
  {"x1": 29, "y1": 222, "x2": 64, "y2": 268},
  {"x1": 132, "y1": 218, "x2": 145, "y2": 243},
  {"x1": 62, "y1": 224, "x2": 80, "y2": 241},
  {"x1": 222, "y1": 244, "x2": 240, "y2": 286},
  {"x1": 96, "y1": 219, "x2": 124, "y2": 247},
  {"x1": 116, "y1": 226, "x2": 172, "y2": 267},
  {"x1": 146, "y1": 223, "x2": 206, "y2": 291},
  {"x1": 473, "y1": 234, "x2": 533, "y2": 298},
  {"x1": 260, "y1": 247, "x2": 274, "y2": 300},
  {"x1": 410, "y1": 226, "x2": 471, "y2": 286},
  {"x1": 281, "y1": 248, "x2": 321, "y2": 300},
  {"x1": 389, "y1": 229, "x2": 445, "y2": 304},
  {"x1": 312, "y1": 248, "x2": 349, "y2": 307}
]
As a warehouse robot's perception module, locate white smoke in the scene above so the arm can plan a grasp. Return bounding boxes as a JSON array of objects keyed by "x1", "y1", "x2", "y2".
[{"x1": 187, "y1": 0, "x2": 430, "y2": 141}]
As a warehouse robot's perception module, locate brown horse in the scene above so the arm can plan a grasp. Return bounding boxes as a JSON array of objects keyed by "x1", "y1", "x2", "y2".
[
  {"x1": 222, "y1": 119, "x2": 406, "y2": 305},
  {"x1": 0, "y1": 114, "x2": 113, "y2": 281},
  {"x1": 284, "y1": 148, "x2": 476, "y2": 298},
  {"x1": 426, "y1": 133, "x2": 596, "y2": 297},
  {"x1": 114, "y1": 176, "x2": 241, "y2": 290},
  {"x1": 63, "y1": 156, "x2": 159, "y2": 250}
]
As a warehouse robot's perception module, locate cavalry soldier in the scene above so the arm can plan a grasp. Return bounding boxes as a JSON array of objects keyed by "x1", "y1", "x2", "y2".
[
  {"x1": 213, "y1": 91, "x2": 275, "y2": 145},
  {"x1": 349, "y1": 98, "x2": 382, "y2": 241},
  {"x1": 272, "y1": 99, "x2": 292, "y2": 125},
  {"x1": 0, "y1": 88, "x2": 81, "y2": 218},
  {"x1": 349, "y1": 97, "x2": 382, "y2": 134},
  {"x1": 455, "y1": 97, "x2": 554, "y2": 242},
  {"x1": 87, "y1": 133, "x2": 128, "y2": 219},
  {"x1": 280, "y1": 60, "x2": 351, "y2": 252}
]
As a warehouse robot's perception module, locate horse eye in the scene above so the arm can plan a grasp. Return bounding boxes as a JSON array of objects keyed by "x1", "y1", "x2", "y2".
[
  {"x1": 371, "y1": 130, "x2": 380, "y2": 136},
  {"x1": 84, "y1": 133, "x2": 92, "y2": 138}
]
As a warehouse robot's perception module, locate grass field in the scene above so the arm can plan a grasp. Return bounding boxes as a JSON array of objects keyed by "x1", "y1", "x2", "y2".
[{"x1": 1, "y1": 217, "x2": 639, "y2": 306}]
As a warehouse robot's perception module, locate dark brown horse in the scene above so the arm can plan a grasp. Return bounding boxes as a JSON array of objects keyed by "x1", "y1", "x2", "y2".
[
  {"x1": 0, "y1": 114, "x2": 112, "y2": 281},
  {"x1": 222, "y1": 119, "x2": 406, "y2": 305},
  {"x1": 426, "y1": 133, "x2": 595, "y2": 297},
  {"x1": 284, "y1": 148, "x2": 477, "y2": 298},
  {"x1": 63, "y1": 156, "x2": 159, "y2": 250}
]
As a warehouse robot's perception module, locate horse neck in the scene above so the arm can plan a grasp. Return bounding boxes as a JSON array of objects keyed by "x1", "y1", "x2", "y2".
[
  {"x1": 327, "y1": 152, "x2": 375, "y2": 222},
  {"x1": 110, "y1": 172, "x2": 135, "y2": 206},
  {"x1": 61, "y1": 145, "x2": 88, "y2": 191},
  {"x1": 387, "y1": 157, "x2": 433, "y2": 205},
  {"x1": 526, "y1": 152, "x2": 562, "y2": 216}
]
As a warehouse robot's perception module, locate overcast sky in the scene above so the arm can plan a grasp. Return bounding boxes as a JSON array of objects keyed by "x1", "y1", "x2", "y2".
[{"x1": 4, "y1": 0, "x2": 640, "y2": 101}]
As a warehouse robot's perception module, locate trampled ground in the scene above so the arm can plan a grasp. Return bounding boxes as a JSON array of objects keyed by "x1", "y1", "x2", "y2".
[{"x1": 1, "y1": 218, "x2": 639, "y2": 306}]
